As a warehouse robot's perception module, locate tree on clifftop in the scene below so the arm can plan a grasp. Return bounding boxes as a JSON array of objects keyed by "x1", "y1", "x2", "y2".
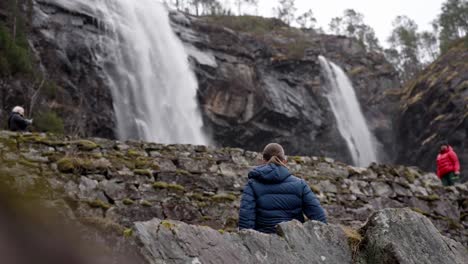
[
  {"x1": 437, "y1": 0, "x2": 468, "y2": 52},
  {"x1": 274, "y1": 0, "x2": 297, "y2": 26},
  {"x1": 386, "y1": 16, "x2": 421, "y2": 82},
  {"x1": 296, "y1": 9, "x2": 317, "y2": 30},
  {"x1": 328, "y1": 9, "x2": 381, "y2": 52}
]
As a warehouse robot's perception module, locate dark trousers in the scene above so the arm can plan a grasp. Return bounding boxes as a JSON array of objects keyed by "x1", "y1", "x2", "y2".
[{"x1": 441, "y1": 172, "x2": 459, "y2": 186}]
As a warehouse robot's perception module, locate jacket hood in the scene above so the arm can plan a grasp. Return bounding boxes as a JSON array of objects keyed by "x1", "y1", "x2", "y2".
[
  {"x1": 248, "y1": 164, "x2": 291, "y2": 183},
  {"x1": 440, "y1": 146, "x2": 453, "y2": 154}
]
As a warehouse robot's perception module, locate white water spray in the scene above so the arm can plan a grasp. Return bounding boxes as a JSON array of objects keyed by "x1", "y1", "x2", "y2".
[
  {"x1": 55, "y1": 0, "x2": 208, "y2": 144},
  {"x1": 318, "y1": 56, "x2": 378, "y2": 166}
]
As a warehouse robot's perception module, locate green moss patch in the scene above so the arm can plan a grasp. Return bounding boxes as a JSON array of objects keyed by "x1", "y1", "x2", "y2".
[
  {"x1": 122, "y1": 198, "x2": 135, "y2": 205},
  {"x1": 212, "y1": 193, "x2": 237, "y2": 203},
  {"x1": 75, "y1": 140, "x2": 99, "y2": 151},
  {"x1": 86, "y1": 199, "x2": 111, "y2": 210},
  {"x1": 416, "y1": 194, "x2": 440, "y2": 202},
  {"x1": 152, "y1": 181, "x2": 185, "y2": 192},
  {"x1": 133, "y1": 169, "x2": 152, "y2": 177},
  {"x1": 57, "y1": 158, "x2": 75, "y2": 173}
]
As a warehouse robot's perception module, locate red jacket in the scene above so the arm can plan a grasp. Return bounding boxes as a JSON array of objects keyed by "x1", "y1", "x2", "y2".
[{"x1": 436, "y1": 146, "x2": 460, "y2": 178}]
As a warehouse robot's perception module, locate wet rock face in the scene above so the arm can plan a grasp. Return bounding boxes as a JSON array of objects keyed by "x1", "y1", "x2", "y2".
[
  {"x1": 14, "y1": 1, "x2": 400, "y2": 164},
  {"x1": 0, "y1": 0, "x2": 116, "y2": 138},
  {"x1": 396, "y1": 39, "x2": 468, "y2": 181},
  {"x1": 0, "y1": 131, "x2": 467, "y2": 247},
  {"x1": 171, "y1": 14, "x2": 401, "y2": 163}
]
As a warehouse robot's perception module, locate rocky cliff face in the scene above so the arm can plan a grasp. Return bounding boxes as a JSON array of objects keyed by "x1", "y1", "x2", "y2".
[
  {"x1": 397, "y1": 38, "x2": 468, "y2": 181},
  {"x1": 0, "y1": 131, "x2": 467, "y2": 263},
  {"x1": 172, "y1": 14, "x2": 400, "y2": 162},
  {"x1": 0, "y1": 0, "x2": 116, "y2": 138},
  {"x1": 2, "y1": 1, "x2": 400, "y2": 165}
]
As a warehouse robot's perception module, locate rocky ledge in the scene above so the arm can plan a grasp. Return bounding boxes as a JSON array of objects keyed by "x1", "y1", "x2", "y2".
[
  {"x1": 0, "y1": 131, "x2": 467, "y2": 249},
  {"x1": 134, "y1": 208, "x2": 467, "y2": 264}
]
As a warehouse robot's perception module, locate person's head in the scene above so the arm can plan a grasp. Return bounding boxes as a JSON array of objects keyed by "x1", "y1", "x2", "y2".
[
  {"x1": 262, "y1": 143, "x2": 287, "y2": 166},
  {"x1": 12, "y1": 106, "x2": 25, "y2": 116},
  {"x1": 440, "y1": 140, "x2": 449, "y2": 152}
]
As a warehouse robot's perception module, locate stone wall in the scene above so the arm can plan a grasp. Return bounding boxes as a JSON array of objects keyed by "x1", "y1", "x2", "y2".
[{"x1": 0, "y1": 131, "x2": 466, "y2": 247}]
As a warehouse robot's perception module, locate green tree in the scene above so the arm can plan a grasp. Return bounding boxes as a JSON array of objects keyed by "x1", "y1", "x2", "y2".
[
  {"x1": 328, "y1": 9, "x2": 382, "y2": 52},
  {"x1": 418, "y1": 30, "x2": 439, "y2": 63},
  {"x1": 296, "y1": 9, "x2": 317, "y2": 29},
  {"x1": 274, "y1": 0, "x2": 297, "y2": 26},
  {"x1": 437, "y1": 0, "x2": 468, "y2": 52},
  {"x1": 386, "y1": 15, "x2": 421, "y2": 81}
]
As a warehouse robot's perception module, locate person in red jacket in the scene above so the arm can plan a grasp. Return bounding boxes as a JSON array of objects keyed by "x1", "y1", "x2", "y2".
[{"x1": 436, "y1": 141, "x2": 461, "y2": 186}]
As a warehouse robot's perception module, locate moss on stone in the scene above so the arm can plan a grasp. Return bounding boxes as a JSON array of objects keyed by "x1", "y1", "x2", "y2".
[
  {"x1": 122, "y1": 198, "x2": 135, "y2": 205},
  {"x1": 18, "y1": 158, "x2": 39, "y2": 168},
  {"x1": 57, "y1": 158, "x2": 75, "y2": 173},
  {"x1": 410, "y1": 207, "x2": 431, "y2": 216},
  {"x1": 416, "y1": 194, "x2": 440, "y2": 202},
  {"x1": 141, "y1": 200, "x2": 152, "y2": 207},
  {"x1": 153, "y1": 181, "x2": 169, "y2": 189},
  {"x1": 87, "y1": 199, "x2": 111, "y2": 210},
  {"x1": 167, "y1": 183, "x2": 185, "y2": 192},
  {"x1": 202, "y1": 215, "x2": 212, "y2": 221},
  {"x1": 188, "y1": 193, "x2": 206, "y2": 201},
  {"x1": 76, "y1": 140, "x2": 99, "y2": 151},
  {"x1": 161, "y1": 220, "x2": 174, "y2": 229},
  {"x1": 310, "y1": 184, "x2": 320, "y2": 194},
  {"x1": 218, "y1": 229, "x2": 225, "y2": 234},
  {"x1": 212, "y1": 193, "x2": 237, "y2": 203},
  {"x1": 176, "y1": 169, "x2": 190, "y2": 176},
  {"x1": 133, "y1": 169, "x2": 152, "y2": 177},
  {"x1": 404, "y1": 171, "x2": 416, "y2": 184},
  {"x1": 123, "y1": 228, "x2": 133, "y2": 238},
  {"x1": 127, "y1": 149, "x2": 141, "y2": 157},
  {"x1": 153, "y1": 181, "x2": 184, "y2": 191}
]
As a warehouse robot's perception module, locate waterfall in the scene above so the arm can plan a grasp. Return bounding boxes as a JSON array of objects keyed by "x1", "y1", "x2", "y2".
[
  {"x1": 318, "y1": 56, "x2": 378, "y2": 167},
  {"x1": 64, "y1": 0, "x2": 208, "y2": 144}
]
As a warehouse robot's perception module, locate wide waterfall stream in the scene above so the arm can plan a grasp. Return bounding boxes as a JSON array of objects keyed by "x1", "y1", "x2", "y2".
[
  {"x1": 66, "y1": 0, "x2": 208, "y2": 144},
  {"x1": 318, "y1": 56, "x2": 378, "y2": 167}
]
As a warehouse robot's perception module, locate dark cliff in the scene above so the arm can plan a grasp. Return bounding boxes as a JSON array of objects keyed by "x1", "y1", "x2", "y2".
[
  {"x1": 397, "y1": 37, "x2": 468, "y2": 180},
  {"x1": 172, "y1": 14, "x2": 400, "y2": 163},
  {"x1": 1, "y1": 1, "x2": 401, "y2": 165}
]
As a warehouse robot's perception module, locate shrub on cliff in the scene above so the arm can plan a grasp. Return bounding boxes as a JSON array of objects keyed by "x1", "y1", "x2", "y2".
[
  {"x1": 33, "y1": 110, "x2": 64, "y2": 134},
  {"x1": 0, "y1": 23, "x2": 32, "y2": 76}
]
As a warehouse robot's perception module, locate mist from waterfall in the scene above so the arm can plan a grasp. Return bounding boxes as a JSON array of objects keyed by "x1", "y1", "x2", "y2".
[
  {"x1": 65, "y1": 0, "x2": 208, "y2": 144},
  {"x1": 318, "y1": 56, "x2": 378, "y2": 167}
]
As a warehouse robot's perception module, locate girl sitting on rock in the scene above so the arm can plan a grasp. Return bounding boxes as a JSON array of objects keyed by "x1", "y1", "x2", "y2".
[{"x1": 239, "y1": 143, "x2": 327, "y2": 233}]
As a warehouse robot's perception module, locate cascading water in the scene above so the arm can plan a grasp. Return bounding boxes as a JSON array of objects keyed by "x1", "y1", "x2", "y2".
[
  {"x1": 64, "y1": 0, "x2": 208, "y2": 144},
  {"x1": 318, "y1": 56, "x2": 378, "y2": 167}
]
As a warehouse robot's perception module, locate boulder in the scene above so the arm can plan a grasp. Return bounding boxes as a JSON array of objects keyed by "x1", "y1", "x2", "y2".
[{"x1": 358, "y1": 208, "x2": 468, "y2": 264}]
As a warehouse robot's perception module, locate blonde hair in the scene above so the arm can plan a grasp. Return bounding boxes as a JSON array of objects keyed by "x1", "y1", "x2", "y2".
[{"x1": 262, "y1": 143, "x2": 286, "y2": 166}]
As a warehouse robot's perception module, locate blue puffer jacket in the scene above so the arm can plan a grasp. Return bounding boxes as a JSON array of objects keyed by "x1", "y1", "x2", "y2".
[{"x1": 239, "y1": 163, "x2": 327, "y2": 233}]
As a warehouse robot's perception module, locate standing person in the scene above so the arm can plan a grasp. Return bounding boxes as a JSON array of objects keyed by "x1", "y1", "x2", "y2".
[
  {"x1": 239, "y1": 143, "x2": 327, "y2": 234},
  {"x1": 8, "y1": 106, "x2": 33, "y2": 132},
  {"x1": 436, "y1": 141, "x2": 461, "y2": 186}
]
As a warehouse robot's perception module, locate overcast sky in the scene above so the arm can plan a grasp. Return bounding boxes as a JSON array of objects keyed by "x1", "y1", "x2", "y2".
[{"x1": 224, "y1": 0, "x2": 445, "y2": 47}]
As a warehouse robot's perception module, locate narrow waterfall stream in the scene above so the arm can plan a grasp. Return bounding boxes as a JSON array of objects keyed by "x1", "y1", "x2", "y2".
[
  {"x1": 318, "y1": 56, "x2": 378, "y2": 166},
  {"x1": 64, "y1": 0, "x2": 208, "y2": 144}
]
